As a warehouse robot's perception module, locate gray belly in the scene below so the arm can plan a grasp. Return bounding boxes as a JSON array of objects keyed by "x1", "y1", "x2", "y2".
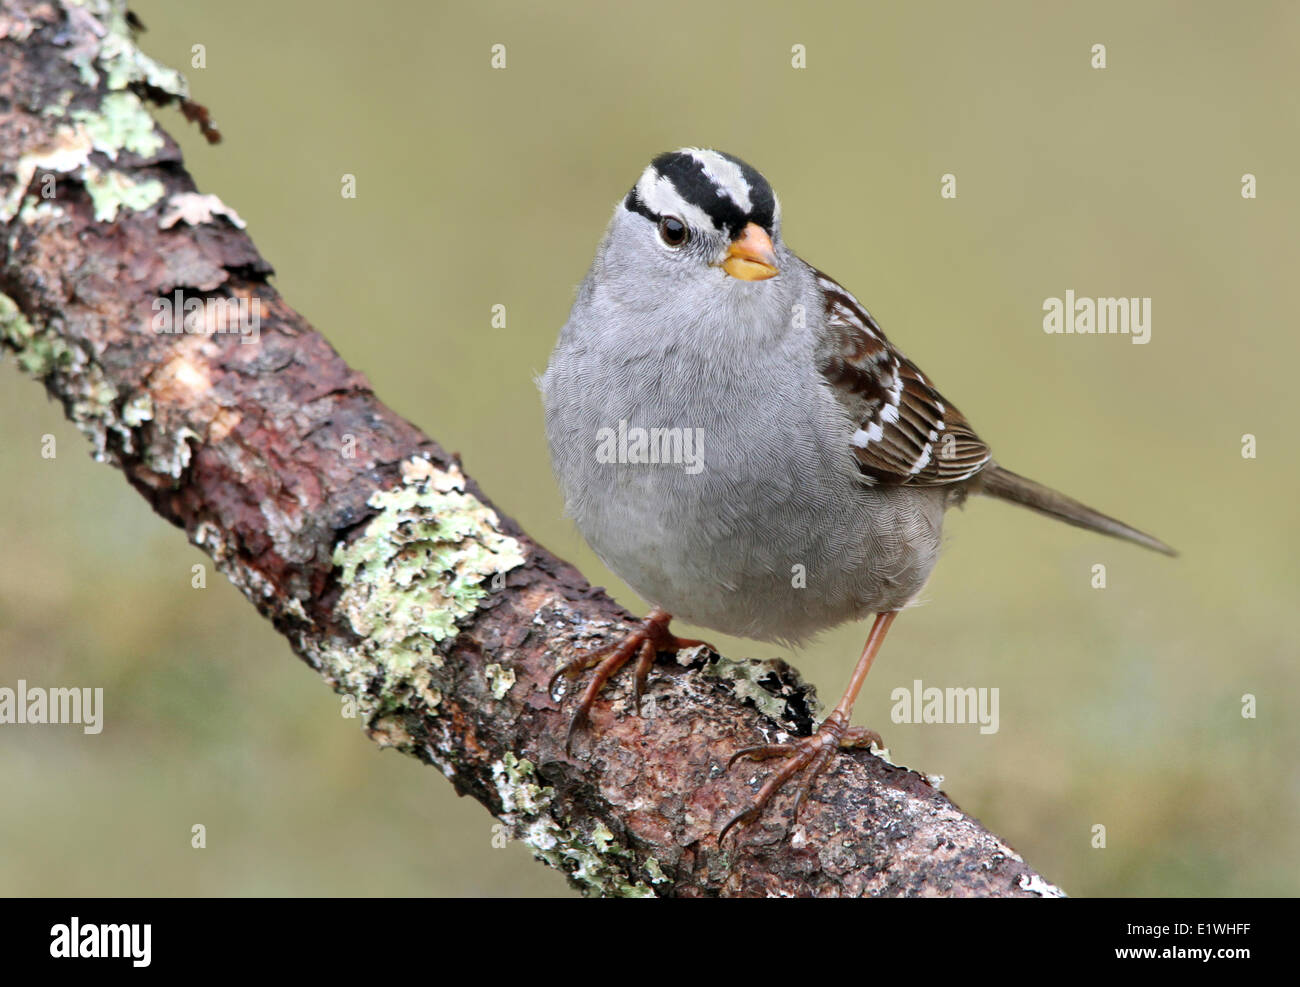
[{"x1": 541, "y1": 351, "x2": 947, "y2": 643}]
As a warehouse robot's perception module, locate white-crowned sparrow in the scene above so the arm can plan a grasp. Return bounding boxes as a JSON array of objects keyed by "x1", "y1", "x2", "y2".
[{"x1": 539, "y1": 148, "x2": 1175, "y2": 839}]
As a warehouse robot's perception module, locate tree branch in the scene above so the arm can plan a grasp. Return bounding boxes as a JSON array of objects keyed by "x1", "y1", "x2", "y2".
[{"x1": 0, "y1": 0, "x2": 1063, "y2": 897}]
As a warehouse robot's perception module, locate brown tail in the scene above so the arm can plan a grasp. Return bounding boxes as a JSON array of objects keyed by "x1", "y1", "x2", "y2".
[{"x1": 977, "y1": 465, "x2": 1177, "y2": 557}]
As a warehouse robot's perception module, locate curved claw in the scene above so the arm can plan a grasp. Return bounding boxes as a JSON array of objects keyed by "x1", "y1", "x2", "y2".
[
  {"x1": 719, "y1": 806, "x2": 759, "y2": 845},
  {"x1": 547, "y1": 666, "x2": 569, "y2": 701},
  {"x1": 718, "y1": 611, "x2": 899, "y2": 843},
  {"x1": 563, "y1": 704, "x2": 590, "y2": 757},
  {"x1": 548, "y1": 642, "x2": 618, "y2": 701},
  {"x1": 630, "y1": 639, "x2": 657, "y2": 716},
  {"x1": 551, "y1": 608, "x2": 705, "y2": 756},
  {"x1": 548, "y1": 659, "x2": 588, "y2": 701},
  {"x1": 720, "y1": 718, "x2": 883, "y2": 843},
  {"x1": 789, "y1": 747, "x2": 833, "y2": 825}
]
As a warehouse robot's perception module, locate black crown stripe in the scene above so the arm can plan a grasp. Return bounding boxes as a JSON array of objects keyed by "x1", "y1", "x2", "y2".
[{"x1": 622, "y1": 150, "x2": 776, "y2": 239}]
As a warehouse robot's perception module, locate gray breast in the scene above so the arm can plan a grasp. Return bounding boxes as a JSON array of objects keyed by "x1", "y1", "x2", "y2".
[{"x1": 540, "y1": 310, "x2": 948, "y2": 644}]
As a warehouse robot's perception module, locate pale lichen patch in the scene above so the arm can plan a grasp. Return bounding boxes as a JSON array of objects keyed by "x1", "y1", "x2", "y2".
[
  {"x1": 283, "y1": 597, "x2": 311, "y2": 624},
  {"x1": 18, "y1": 197, "x2": 68, "y2": 225},
  {"x1": 61, "y1": 0, "x2": 191, "y2": 100},
  {"x1": 82, "y1": 166, "x2": 164, "y2": 222},
  {"x1": 368, "y1": 714, "x2": 415, "y2": 751},
  {"x1": 694, "y1": 647, "x2": 821, "y2": 725},
  {"x1": 140, "y1": 424, "x2": 199, "y2": 479},
  {"x1": 0, "y1": 4, "x2": 181, "y2": 227},
  {"x1": 0, "y1": 126, "x2": 93, "y2": 224},
  {"x1": 159, "y1": 192, "x2": 246, "y2": 230},
  {"x1": 644, "y1": 857, "x2": 669, "y2": 885},
  {"x1": 120, "y1": 391, "x2": 153, "y2": 427},
  {"x1": 1019, "y1": 873, "x2": 1067, "y2": 898},
  {"x1": 0, "y1": 293, "x2": 44, "y2": 368},
  {"x1": 70, "y1": 91, "x2": 164, "y2": 161},
  {"x1": 869, "y1": 742, "x2": 897, "y2": 766},
  {"x1": 0, "y1": 291, "x2": 151, "y2": 461},
  {"x1": 334, "y1": 459, "x2": 525, "y2": 649},
  {"x1": 491, "y1": 752, "x2": 661, "y2": 898},
  {"x1": 484, "y1": 663, "x2": 515, "y2": 700},
  {"x1": 325, "y1": 458, "x2": 524, "y2": 719}
]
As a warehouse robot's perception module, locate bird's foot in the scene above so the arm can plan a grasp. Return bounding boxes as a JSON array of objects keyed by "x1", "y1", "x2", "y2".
[
  {"x1": 720, "y1": 712, "x2": 883, "y2": 843},
  {"x1": 549, "y1": 608, "x2": 712, "y2": 755}
]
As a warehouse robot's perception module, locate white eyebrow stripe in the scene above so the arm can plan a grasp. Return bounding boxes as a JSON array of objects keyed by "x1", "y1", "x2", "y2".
[
  {"x1": 635, "y1": 169, "x2": 720, "y2": 234},
  {"x1": 683, "y1": 148, "x2": 753, "y2": 212}
]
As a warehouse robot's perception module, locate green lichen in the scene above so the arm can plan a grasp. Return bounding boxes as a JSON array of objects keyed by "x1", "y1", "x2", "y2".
[
  {"x1": 8, "y1": 1, "x2": 668, "y2": 900},
  {"x1": 71, "y1": 92, "x2": 165, "y2": 161},
  {"x1": 644, "y1": 857, "x2": 669, "y2": 885},
  {"x1": 493, "y1": 751, "x2": 553, "y2": 817},
  {"x1": 19, "y1": 197, "x2": 68, "y2": 225},
  {"x1": 61, "y1": 0, "x2": 190, "y2": 99},
  {"x1": 694, "y1": 647, "x2": 822, "y2": 724},
  {"x1": 99, "y1": 26, "x2": 189, "y2": 97},
  {"x1": 323, "y1": 477, "x2": 666, "y2": 897},
  {"x1": 691, "y1": 647, "x2": 907, "y2": 763},
  {"x1": 491, "y1": 752, "x2": 660, "y2": 898},
  {"x1": 1, "y1": 292, "x2": 157, "y2": 462},
  {"x1": 1, "y1": 293, "x2": 70, "y2": 378},
  {"x1": 82, "y1": 166, "x2": 164, "y2": 222},
  {"x1": 484, "y1": 663, "x2": 515, "y2": 700},
  {"x1": 65, "y1": 368, "x2": 122, "y2": 459},
  {"x1": 141, "y1": 424, "x2": 199, "y2": 479},
  {"x1": 40, "y1": 89, "x2": 76, "y2": 118},
  {"x1": 17, "y1": 334, "x2": 74, "y2": 378},
  {"x1": 120, "y1": 391, "x2": 153, "y2": 427},
  {"x1": 0, "y1": 3, "x2": 181, "y2": 226},
  {"x1": 0, "y1": 4, "x2": 175, "y2": 455},
  {"x1": 0, "y1": 127, "x2": 93, "y2": 225},
  {"x1": 1, "y1": 293, "x2": 36, "y2": 349},
  {"x1": 328, "y1": 458, "x2": 524, "y2": 716},
  {"x1": 590, "y1": 823, "x2": 616, "y2": 854}
]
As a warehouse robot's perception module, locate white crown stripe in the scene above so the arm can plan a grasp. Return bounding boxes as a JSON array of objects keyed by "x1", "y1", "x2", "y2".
[{"x1": 684, "y1": 148, "x2": 754, "y2": 213}]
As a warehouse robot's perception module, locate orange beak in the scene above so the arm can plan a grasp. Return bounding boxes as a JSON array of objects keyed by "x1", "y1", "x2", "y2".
[{"x1": 721, "y1": 222, "x2": 779, "y2": 281}]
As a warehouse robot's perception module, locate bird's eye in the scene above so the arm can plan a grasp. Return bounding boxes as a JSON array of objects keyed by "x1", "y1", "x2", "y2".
[{"x1": 658, "y1": 216, "x2": 688, "y2": 247}]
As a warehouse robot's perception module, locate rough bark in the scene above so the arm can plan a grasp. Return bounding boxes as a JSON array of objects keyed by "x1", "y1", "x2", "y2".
[{"x1": 0, "y1": 0, "x2": 1063, "y2": 897}]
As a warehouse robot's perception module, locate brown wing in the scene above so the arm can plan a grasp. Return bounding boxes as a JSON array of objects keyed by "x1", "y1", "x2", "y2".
[{"x1": 813, "y1": 268, "x2": 991, "y2": 486}]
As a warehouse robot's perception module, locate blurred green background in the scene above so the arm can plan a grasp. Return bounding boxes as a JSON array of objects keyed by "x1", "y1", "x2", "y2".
[{"x1": 2, "y1": 0, "x2": 1296, "y2": 897}]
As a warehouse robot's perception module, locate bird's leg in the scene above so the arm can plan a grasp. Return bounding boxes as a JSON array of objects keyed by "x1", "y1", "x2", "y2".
[
  {"x1": 549, "y1": 607, "x2": 713, "y2": 755},
  {"x1": 721, "y1": 610, "x2": 898, "y2": 843}
]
